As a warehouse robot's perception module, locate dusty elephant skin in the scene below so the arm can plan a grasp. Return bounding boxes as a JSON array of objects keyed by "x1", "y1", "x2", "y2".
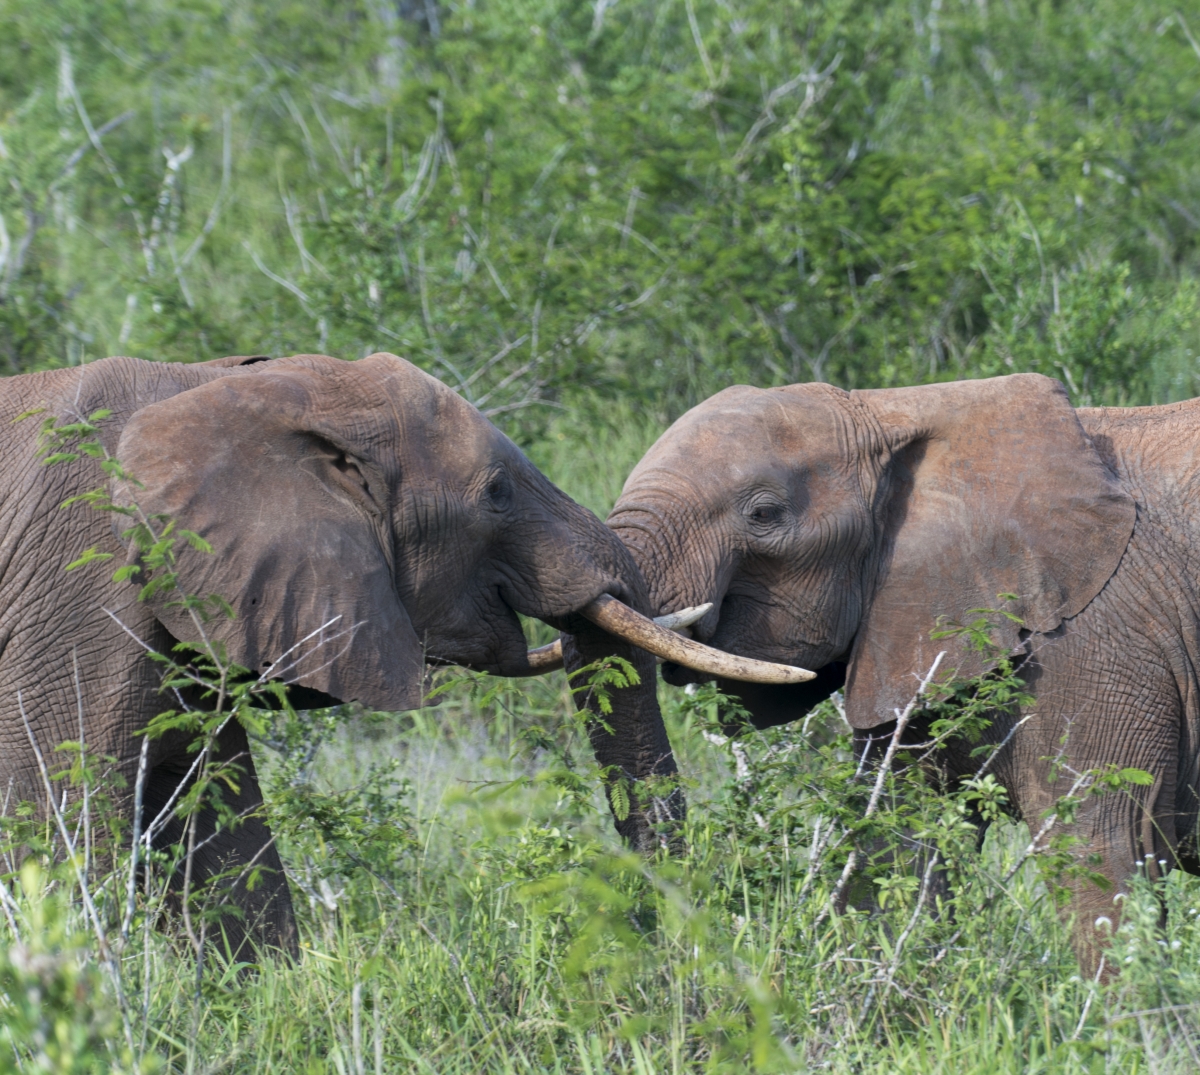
[
  {"x1": 608, "y1": 371, "x2": 1200, "y2": 976},
  {"x1": 0, "y1": 351, "x2": 680, "y2": 960}
]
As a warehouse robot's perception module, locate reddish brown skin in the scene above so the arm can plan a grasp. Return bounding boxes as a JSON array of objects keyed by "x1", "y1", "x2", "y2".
[
  {"x1": 0, "y1": 352, "x2": 678, "y2": 960},
  {"x1": 608, "y1": 372, "x2": 1200, "y2": 976}
]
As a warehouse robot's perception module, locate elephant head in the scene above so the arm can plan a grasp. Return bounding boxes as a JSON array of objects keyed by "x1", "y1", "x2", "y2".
[
  {"x1": 609, "y1": 373, "x2": 1136, "y2": 730},
  {"x1": 110, "y1": 352, "x2": 798, "y2": 847}
]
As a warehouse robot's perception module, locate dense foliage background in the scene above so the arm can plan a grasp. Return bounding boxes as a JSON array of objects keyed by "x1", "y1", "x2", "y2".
[
  {"x1": 3, "y1": 0, "x2": 1200, "y2": 430},
  {"x1": 6, "y1": 2, "x2": 1200, "y2": 1072}
]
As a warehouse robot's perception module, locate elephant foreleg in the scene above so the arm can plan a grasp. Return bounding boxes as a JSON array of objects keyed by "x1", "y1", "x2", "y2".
[
  {"x1": 142, "y1": 718, "x2": 297, "y2": 962},
  {"x1": 562, "y1": 624, "x2": 684, "y2": 853}
]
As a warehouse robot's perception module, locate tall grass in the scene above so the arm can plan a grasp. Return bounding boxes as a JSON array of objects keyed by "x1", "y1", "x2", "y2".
[{"x1": 6, "y1": 673, "x2": 1200, "y2": 1073}]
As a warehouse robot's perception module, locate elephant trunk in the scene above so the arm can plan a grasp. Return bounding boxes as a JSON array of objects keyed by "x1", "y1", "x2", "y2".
[
  {"x1": 607, "y1": 491, "x2": 730, "y2": 636},
  {"x1": 495, "y1": 471, "x2": 687, "y2": 848}
]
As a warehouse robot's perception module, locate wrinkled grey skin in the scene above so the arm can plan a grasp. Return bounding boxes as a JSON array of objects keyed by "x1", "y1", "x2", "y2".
[
  {"x1": 609, "y1": 372, "x2": 1200, "y2": 976},
  {"x1": 0, "y1": 352, "x2": 678, "y2": 959}
]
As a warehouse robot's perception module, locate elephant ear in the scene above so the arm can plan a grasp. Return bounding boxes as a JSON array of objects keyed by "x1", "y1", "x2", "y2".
[
  {"x1": 113, "y1": 365, "x2": 426, "y2": 712},
  {"x1": 843, "y1": 373, "x2": 1135, "y2": 729}
]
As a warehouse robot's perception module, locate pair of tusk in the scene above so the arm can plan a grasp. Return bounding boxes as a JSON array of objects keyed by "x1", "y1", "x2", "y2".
[
  {"x1": 526, "y1": 595, "x2": 816, "y2": 685},
  {"x1": 526, "y1": 602, "x2": 711, "y2": 671}
]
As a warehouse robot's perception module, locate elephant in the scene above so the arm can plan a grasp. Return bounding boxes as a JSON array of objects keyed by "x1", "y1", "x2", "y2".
[
  {"x1": 0, "y1": 350, "x2": 798, "y2": 959},
  {"x1": 608, "y1": 371, "x2": 1200, "y2": 975}
]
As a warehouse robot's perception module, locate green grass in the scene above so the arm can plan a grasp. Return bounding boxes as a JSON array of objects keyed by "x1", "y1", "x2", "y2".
[{"x1": 7, "y1": 657, "x2": 1200, "y2": 1072}]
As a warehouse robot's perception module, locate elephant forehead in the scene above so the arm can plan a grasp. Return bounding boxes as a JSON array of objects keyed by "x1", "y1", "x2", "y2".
[
  {"x1": 631, "y1": 387, "x2": 848, "y2": 485},
  {"x1": 274, "y1": 352, "x2": 506, "y2": 474}
]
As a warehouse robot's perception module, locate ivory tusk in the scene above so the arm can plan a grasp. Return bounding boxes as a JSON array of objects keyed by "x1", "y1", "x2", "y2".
[
  {"x1": 525, "y1": 603, "x2": 714, "y2": 673},
  {"x1": 652, "y1": 603, "x2": 713, "y2": 633},
  {"x1": 525, "y1": 597, "x2": 815, "y2": 685},
  {"x1": 580, "y1": 594, "x2": 815, "y2": 684},
  {"x1": 526, "y1": 638, "x2": 567, "y2": 672}
]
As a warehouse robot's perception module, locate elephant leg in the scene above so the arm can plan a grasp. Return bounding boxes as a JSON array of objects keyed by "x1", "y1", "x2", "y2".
[
  {"x1": 830, "y1": 723, "x2": 956, "y2": 918},
  {"x1": 142, "y1": 718, "x2": 297, "y2": 961},
  {"x1": 1043, "y1": 773, "x2": 1176, "y2": 981},
  {"x1": 563, "y1": 624, "x2": 684, "y2": 852}
]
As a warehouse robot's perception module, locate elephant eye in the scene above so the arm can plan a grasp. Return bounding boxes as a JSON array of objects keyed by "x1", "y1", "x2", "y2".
[
  {"x1": 747, "y1": 503, "x2": 784, "y2": 526},
  {"x1": 484, "y1": 473, "x2": 513, "y2": 511}
]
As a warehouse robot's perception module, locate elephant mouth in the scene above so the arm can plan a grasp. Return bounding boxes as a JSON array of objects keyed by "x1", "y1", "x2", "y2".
[
  {"x1": 522, "y1": 595, "x2": 816, "y2": 684},
  {"x1": 702, "y1": 592, "x2": 838, "y2": 666},
  {"x1": 419, "y1": 593, "x2": 533, "y2": 677}
]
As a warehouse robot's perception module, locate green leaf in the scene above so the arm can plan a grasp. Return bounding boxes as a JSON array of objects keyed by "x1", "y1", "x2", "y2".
[
  {"x1": 138, "y1": 572, "x2": 179, "y2": 601},
  {"x1": 100, "y1": 458, "x2": 137, "y2": 481},
  {"x1": 1118, "y1": 767, "x2": 1154, "y2": 786},
  {"x1": 205, "y1": 593, "x2": 236, "y2": 620},
  {"x1": 64, "y1": 547, "x2": 114, "y2": 572},
  {"x1": 61, "y1": 489, "x2": 113, "y2": 509},
  {"x1": 609, "y1": 779, "x2": 631, "y2": 822},
  {"x1": 181, "y1": 529, "x2": 214, "y2": 554}
]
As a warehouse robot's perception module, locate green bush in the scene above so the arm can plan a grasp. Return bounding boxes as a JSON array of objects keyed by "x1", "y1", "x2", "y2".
[
  {"x1": 2, "y1": 0, "x2": 1200, "y2": 429},
  {"x1": 0, "y1": 864, "x2": 148, "y2": 1075}
]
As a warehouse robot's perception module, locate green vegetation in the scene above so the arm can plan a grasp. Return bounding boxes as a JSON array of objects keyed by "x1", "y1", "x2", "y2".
[
  {"x1": 3, "y1": 0, "x2": 1200, "y2": 423},
  {"x1": 3, "y1": 603, "x2": 1200, "y2": 1073},
  {"x1": 5, "y1": 0, "x2": 1200, "y2": 1070}
]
